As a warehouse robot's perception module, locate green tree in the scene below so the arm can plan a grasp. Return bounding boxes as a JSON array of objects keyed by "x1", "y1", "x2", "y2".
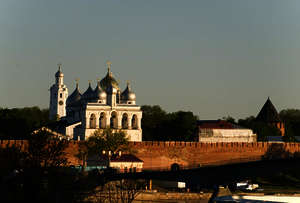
[
  {"x1": 0, "y1": 107, "x2": 50, "y2": 139},
  {"x1": 141, "y1": 105, "x2": 167, "y2": 141},
  {"x1": 141, "y1": 105, "x2": 198, "y2": 141},
  {"x1": 25, "y1": 129, "x2": 69, "y2": 168},
  {"x1": 89, "y1": 128, "x2": 129, "y2": 154},
  {"x1": 75, "y1": 141, "x2": 89, "y2": 171},
  {"x1": 76, "y1": 128, "x2": 129, "y2": 171},
  {"x1": 280, "y1": 109, "x2": 300, "y2": 140},
  {"x1": 165, "y1": 111, "x2": 198, "y2": 141},
  {"x1": 238, "y1": 117, "x2": 281, "y2": 141},
  {"x1": 222, "y1": 115, "x2": 236, "y2": 124},
  {"x1": 282, "y1": 122, "x2": 296, "y2": 142}
]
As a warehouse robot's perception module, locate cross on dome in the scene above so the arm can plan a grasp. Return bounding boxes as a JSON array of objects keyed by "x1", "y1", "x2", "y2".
[
  {"x1": 106, "y1": 60, "x2": 112, "y2": 72},
  {"x1": 75, "y1": 78, "x2": 79, "y2": 88},
  {"x1": 57, "y1": 63, "x2": 62, "y2": 71}
]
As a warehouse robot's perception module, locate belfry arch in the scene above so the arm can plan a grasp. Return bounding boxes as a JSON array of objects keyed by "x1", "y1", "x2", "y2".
[
  {"x1": 122, "y1": 113, "x2": 129, "y2": 129},
  {"x1": 90, "y1": 114, "x2": 96, "y2": 129},
  {"x1": 132, "y1": 114, "x2": 138, "y2": 129},
  {"x1": 99, "y1": 112, "x2": 106, "y2": 129},
  {"x1": 110, "y1": 111, "x2": 118, "y2": 129}
]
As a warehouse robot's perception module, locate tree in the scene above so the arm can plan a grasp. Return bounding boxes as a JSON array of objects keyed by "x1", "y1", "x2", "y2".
[
  {"x1": 238, "y1": 117, "x2": 281, "y2": 141},
  {"x1": 280, "y1": 109, "x2": 300, "y2": 141},
  {"x1": 76, "y1": 128, "x2": 129, "y2": 171},
  {"x1": 89, "y1": 128, "x2": 129, "y2": 154},
  {"x1": 25, "y1": 129, "x2": 69, "y2": 168},
  {"x1": 282, "y1": 122, "x2": 296, "y2": 142},
  {"x1": 0, "y1": 107, "x2": 50, "y2": 139},
  {"x1": 141, "y1": 105, "x2": 198, "y2": 141},
  {"x1": 92, "y1": 179, "x2": 146, "y2": 203},
  {"x1": 141, "y1": 105, "x2": 167, "y2": 141},
  {"x1": 75, "y1": 141, "x2": 89, "y2": 171},
  {"x1": 222, "y1": 115, "x2": 236, "y2": 124},
  {"x1": 164, "y1": 111, "x2": 198, "y2": 141},
  {"x1": 0, "y1": 143, "x2": 25, "y2": 174}
]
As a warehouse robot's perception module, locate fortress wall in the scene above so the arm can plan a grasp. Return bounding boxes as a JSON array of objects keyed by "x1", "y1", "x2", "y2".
[
  {"x1": 1, "y1": 140, "x2": 300, "y2": 170},
  {"x1": 129, "y1": 141, "x2": 298, "y2": 170}
]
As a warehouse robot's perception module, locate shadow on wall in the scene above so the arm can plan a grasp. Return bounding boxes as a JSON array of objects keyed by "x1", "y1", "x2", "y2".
[{"x1": 262, "y1": 143, "x2": 294, "y2": 160}]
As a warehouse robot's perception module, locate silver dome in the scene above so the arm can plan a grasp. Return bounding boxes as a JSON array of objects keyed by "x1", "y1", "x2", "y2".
[
  {"x1": 121, "y1": 82, "x2": 136, "y2": 101},
  {"x1": 94, "y1": 81, "x2": 107, "y2": 100}
]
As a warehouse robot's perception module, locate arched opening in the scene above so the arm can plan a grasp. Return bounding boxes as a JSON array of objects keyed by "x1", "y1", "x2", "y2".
[
  {"x1": 99, "y1": 112, "x2": 106, "y2": 129},
  {"x1": 132, "y1": 114, "x2": 138, "y2": 129},
  {"x1": 90, "y1": 114, "x2": 96, "y2": 129},
  {"x1": 171, "y1": 163, "x2": 180, "y2": 171},
  {"x1": 110, "y1": 112, "x2": 118, "y2": 129},
  {"x1": 122, "y1": 113, "x2": 128, "y2": 129}
]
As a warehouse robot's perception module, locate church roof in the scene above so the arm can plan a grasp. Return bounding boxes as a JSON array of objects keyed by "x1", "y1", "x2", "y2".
[
  {"x1": 55, "y1": 65, "x2": 63, "y2": 77},
  {"x1": 256, "y1": 98, "x2": 281, "y2": 122},
  {"x1": 93, "y1": 81, "x2": 107, "y2": 100},
  {"x1": 121, "y1": 82, "x2": 136, "y2": 101},
  {"x1": 82, "y1": 82, "x2": 94, "y2": 101},
  {"x1": 100, "y1": 62, "x2": 119, "y2": 91},
  {"x1": 66, "y1": 83, "x2": 81, "y2": 106}
]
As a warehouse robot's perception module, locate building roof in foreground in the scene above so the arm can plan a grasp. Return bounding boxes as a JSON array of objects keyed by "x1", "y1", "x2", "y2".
[
  {"x1": 87, "y1": 154, "x2": 143, "y2": 164},
  {"x1": 256, "y1": 97, "x2": 281, "y2": 123},
  {"x1": 110, "y1": 154, "x2": 143, "y2": 163},
  {"x1": 197, "y1": 120, "x2": 245, "y2": 129}
]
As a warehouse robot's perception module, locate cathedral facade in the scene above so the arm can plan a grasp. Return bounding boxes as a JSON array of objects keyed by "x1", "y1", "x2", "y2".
[{"x1": 49, "y1": 61, "x2": 142, "y2": 142}]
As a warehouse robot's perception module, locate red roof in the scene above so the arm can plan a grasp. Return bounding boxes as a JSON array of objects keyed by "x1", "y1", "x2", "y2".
[
  {"x1": 88, "y1": 154, "x2": 143, "y2": 162},
  {"x1": 110, "y1": 154, "x2": 143, "y2": 163},
  {"x1": 197, "y1": 120, "x2": 234, "y2": 129}
]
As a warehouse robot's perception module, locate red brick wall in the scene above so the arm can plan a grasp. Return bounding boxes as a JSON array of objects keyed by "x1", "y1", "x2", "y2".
[
  {"x1": 129, "y1": 141, "x2": 300, "y2": 170},
  {"x1": 1, "y1": 140, "x2": 300, "y2": 170}
]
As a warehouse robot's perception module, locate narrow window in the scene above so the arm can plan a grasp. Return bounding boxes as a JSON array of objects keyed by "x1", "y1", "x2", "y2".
[{"x1": 60, "y1": 93, "x2": 62, "y2": 98}]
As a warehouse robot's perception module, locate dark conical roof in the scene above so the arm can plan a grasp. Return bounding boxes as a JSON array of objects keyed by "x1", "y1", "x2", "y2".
[
  {"x1": 66, "y1": 84, "x2": 81, "y2": 106},
  {"x1": 82, "y1": 82, "x2": 94, "y2": 101},
  {"x1": 256, "y1": 98, "x2": 281, "y2": 122}
]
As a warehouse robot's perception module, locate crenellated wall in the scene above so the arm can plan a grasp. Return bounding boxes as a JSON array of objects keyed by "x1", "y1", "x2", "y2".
[
  {"x1": 128, "y1": 141, "x2": 300, "y2": 170},
  {"x1": 1, "y1": 140, "x2": 300, "y2": 170}
]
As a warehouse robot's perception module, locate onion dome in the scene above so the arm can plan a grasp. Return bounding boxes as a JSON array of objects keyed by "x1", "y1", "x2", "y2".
[
  {"x1": 82, "y1": 81, "x2": 94, "y2": 101},
  {"x1": 55, "y1": 64, "x2": 64, "y2": 77},
  {"x1": 93, "y1": 81, "x2": 107, "y2": 100},
  {"x1": 100, "y1": 61, "x2": 119, "y2": 91},
  {"x1": 121, "y1": 81, "x2": 136, "y2": 102},
  {"x1": 66, "y1": 82, "x2": 81, "y2": 106}
]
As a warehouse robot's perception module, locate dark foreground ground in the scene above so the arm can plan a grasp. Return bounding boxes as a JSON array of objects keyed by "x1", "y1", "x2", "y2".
[{"x1": 2, "y1": 158, "x2": 300, "y2": 202}]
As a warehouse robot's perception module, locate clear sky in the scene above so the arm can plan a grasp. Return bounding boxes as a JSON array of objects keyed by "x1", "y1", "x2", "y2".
[{"x1": 1, "y1": 0, "x2": 300, "y2": 120}]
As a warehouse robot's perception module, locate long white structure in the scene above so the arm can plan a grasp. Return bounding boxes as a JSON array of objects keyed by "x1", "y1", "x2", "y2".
[{"x1": 197, "y1": 120, "x2": 257, "y2": 143}]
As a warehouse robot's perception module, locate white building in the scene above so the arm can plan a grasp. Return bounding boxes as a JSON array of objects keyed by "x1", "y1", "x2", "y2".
[
  {"x1": 49, "y1": 64, "x2": 68, "y2": 120},
  {"x1": 197, "y1": 120, "x2": 257, "y2": 143},
  {"x1": 49, "y1": 61, "x2": 142, "y2": 141}
]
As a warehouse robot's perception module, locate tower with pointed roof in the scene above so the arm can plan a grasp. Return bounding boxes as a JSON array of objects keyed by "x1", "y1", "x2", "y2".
[
  {"x1": 49, "y1": 64, "x2": 68, "y2": 120},
  {"x1": 256, "y1": 97, "x2": 285, "y2": 136}
]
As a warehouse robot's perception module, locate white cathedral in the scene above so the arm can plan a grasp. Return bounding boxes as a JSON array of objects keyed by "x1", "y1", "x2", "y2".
[{"x1": 49, "y1": 61, "x2": 142, "y2": 142}]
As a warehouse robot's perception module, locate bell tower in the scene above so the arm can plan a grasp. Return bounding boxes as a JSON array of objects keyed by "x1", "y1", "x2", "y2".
[{"x1": 49, "y1": 64, "x2": 68, "y2": 120}]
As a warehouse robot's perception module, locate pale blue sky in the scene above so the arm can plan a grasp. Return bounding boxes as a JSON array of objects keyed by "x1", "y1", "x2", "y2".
[{"x1": 1, "y1": 0, "x2": 300, "y2": 120}]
